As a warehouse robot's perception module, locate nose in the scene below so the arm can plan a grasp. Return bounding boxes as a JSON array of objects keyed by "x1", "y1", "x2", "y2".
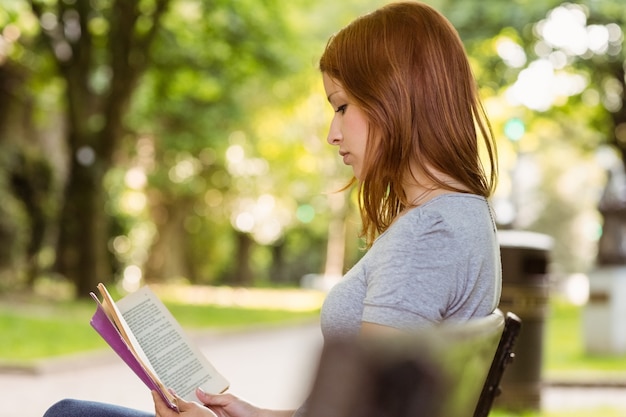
[{"x1": 326, "y1": 117, "x2": 341, "y2": 146}]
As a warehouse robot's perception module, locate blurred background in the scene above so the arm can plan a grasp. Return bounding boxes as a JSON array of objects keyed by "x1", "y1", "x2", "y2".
[
  {"x1": 1, "y1": 0, "x2": 626, "y2": 415},
  {"x1": 1, "y1": 0, "x2": 624, "y2": 297}
]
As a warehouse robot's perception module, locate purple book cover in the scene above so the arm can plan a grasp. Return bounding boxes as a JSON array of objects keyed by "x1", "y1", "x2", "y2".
[{"x1": 89, "y1": 293, "x2": 177, "y2": 409}]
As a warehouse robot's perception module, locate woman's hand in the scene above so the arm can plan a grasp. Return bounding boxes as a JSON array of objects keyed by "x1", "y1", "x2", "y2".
[
  {"x1": 196, "y1": 388, "x2": 295, "y2": 417},
  {"x1": 152, "y1": 391, "x2": 218, "y2": 417},
  {"x1": 194, "y1": 389, "x2": 262, "y2": 417},
  {"x1": 153, "y1": 388, "x2": 294, "y2": 417}
]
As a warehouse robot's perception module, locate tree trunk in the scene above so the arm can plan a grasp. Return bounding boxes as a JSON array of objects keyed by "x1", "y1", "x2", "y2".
[
  {"x1": 29, "y1": 0, "x2": 170, "y2": 298},
  {"x1": 269, "y1": 241, "x2": 288, "y2": 284},
  {"x1": 144, "y1": 198, "x2": 193, "y2": 282},
  {"x1": 55, "y1": 148, "x2": 110, "y2": 297},
  {"x1": 233, "y1": 231, "x2": 254, "y2": 286}
]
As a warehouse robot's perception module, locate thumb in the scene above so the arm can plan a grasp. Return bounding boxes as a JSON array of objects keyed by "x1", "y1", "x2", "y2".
[
  {"x1": 196, "y1": 387, "x2": 211, "y2": 404},
  {"x1": 196, "y1": 387, "x2": 232, "y2": 407}
]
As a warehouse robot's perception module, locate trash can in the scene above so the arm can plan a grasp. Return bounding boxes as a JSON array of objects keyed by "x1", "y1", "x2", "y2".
[{"x1": 494, "y1": 230, "x2": 553, "y2": 411}]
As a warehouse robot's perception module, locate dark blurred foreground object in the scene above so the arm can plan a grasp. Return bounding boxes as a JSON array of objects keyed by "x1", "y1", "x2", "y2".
[
  {"x1": 497, "y1": 230, "x2": 552, "y2": 411},
  {"x1": 304, "y1": 311, "x2": 521, "y2": 417}
]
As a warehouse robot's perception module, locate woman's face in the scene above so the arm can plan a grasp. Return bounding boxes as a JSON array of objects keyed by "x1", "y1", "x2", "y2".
[{"x1": 323, "y1": 73, "x2": 369, "y2": 181}]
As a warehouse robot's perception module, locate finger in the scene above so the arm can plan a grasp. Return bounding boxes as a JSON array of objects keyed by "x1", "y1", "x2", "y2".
[
  {"x1": 196, "y1": 388, "x2": 236, "y2": 407},
  {"x1": 196, "y1": 387, "x2": 210, "y2": 404},
  {"x1": 150, "y1": 391, "x2": 165, "y2": 417},
  {"x1": 152, "y1": 391, "x2": 180, "y2": 415}
]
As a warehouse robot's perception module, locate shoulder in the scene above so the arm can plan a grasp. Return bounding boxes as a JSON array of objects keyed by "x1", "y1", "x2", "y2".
[
  {"x1": 414, "y1": 193, "x2": 490, "y2": 219},
  {"x1": 391, "y1": 193, "x2": 491, "y2": 234},
  {"x1": 371, "y1": 193, "x2": 495, "y2": 257}
]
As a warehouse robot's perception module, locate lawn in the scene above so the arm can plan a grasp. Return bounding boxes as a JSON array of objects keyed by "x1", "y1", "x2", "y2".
[
  {"x1": 0, "y1": 285, "x2": 320, "y2": 364},
  {"x1": 2, "y1": 286, "x2": 626, "y2": 373},
  {"x1": 544, "y1": 297, "x2": 626, "y2": 377},
  {"x1": 492, "y1": 409, "x2": 626, "y2": 417}
]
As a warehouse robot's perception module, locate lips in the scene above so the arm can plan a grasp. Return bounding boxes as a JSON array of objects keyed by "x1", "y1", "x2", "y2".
[{"x1": 339, "y1": 150, "x2": 350, "y2": 165}]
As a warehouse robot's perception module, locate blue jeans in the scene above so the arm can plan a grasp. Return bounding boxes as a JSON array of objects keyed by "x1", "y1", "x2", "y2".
[{"x1": 43, "y1": 399, "x2": 154, "y2": 417}]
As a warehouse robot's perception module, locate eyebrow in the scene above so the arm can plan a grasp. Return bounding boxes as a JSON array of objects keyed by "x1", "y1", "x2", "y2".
[{"x1": 326, "y1": 91, "x2": 340, "y2": 102}]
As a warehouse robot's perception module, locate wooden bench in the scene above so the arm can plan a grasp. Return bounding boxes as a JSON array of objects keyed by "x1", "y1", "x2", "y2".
[{"x1": 303, "y1": 310, "x2": 521, "y2": 417}]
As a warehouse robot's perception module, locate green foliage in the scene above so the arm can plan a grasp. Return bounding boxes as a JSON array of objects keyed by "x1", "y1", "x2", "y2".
[
  {"x1": 0, "y1": 147, "x2": 29, "y2": 277},
  {"x1": 439, "y1": 0, "x2": 625, "y2": 274},
  {"x1": 117, "y1": 0, "x2": 383, "y2": 285},
  {"x1": 2, "y1": 0, "x2": 626, "y2": 290},
  {"x1": 0, "y1": 143, "x2": 58, "y2": 290}
]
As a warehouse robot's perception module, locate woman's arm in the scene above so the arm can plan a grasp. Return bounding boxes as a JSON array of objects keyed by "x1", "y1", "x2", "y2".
[
  {"x1": 152, "y1": 389, "x2": 295, "y2": 417},
  {"x1": 360, "y1": 321, "x2": 403, "y2": 337},
  {"x1": 196, "y1": 389, "x2": 294, "y2": 417}
]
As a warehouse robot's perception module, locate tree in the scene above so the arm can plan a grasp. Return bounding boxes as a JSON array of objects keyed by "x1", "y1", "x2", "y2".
[
  {"x1": 440, "y1": 0, "x2": 626, "y2": 273},
  {"x1": 128, "y1": 0, "x2": 317, "y2": 286},
  {"x1": 2, "y1": 0, "x2": 319, "y2": 294},
  {"x1": 1, "y1": 0, "x2": 377, "y2": 293},
  {"x1": 5, "y1": 0, "x2": 622, "y2": 293},
  {"x1": 6, "y1": 0, "x2": 169, "y2": 297}
]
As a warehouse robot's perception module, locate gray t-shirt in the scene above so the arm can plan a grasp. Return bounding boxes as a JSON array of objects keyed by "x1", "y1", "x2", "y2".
[{"x1": 320, "y1": 193, "x2": 501, "y2": 340}]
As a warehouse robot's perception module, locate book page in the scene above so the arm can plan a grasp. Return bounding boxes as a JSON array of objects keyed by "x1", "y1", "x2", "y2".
[
  {"x1": 116, "y1": 286, "x2": 229, "y2": 401},
  {"x1": 94, "y1": 285, "x2": 177, "y2": 408},
  {"x1": 96, "y1": 285, "x2": 162, "y2": 382}
]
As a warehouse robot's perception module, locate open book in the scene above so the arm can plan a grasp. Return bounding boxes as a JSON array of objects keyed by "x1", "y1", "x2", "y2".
[{"x1": 89, "y1": 283, "x2": 230, "y2": 410}]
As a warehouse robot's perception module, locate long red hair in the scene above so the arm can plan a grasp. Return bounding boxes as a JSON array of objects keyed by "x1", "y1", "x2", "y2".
[{"x1": 319, "y1": 1, "x2": 497, "y2": 246}]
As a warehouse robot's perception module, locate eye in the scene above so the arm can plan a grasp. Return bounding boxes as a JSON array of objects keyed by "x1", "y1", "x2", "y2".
[{"x1": 335, "y1": 104, "x2": 348, "y2": 114}]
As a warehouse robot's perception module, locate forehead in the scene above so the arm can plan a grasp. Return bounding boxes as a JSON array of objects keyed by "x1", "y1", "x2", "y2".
[{"x1": 322, "y1": 73, "x2": 345, "y2": 100}]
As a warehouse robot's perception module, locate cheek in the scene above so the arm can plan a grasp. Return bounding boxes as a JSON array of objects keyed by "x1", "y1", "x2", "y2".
[
  {"x1": 345, "y1": 113, "x2": 369, "y2": 142},
  {"x1": 352, "y1": 119, "x2": 369, "y2": 155}
]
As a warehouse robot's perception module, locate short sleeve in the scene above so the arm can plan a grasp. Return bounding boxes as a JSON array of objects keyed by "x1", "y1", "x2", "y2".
[{"x1": 361, "y1": 210, "x2": 463, "y2": 329}]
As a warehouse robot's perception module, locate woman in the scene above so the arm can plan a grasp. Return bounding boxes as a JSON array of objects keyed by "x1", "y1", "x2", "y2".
[{"x1": 44, "y1": 2, "x2": 500, "y2": 417}]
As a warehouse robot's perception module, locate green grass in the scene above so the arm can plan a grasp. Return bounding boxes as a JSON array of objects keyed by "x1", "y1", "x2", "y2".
[
  {"x1": 492, "y1": 409, "x2": 626, "y2": 417},
  {"x1": 0, "y1": 294, "x2": 319, "y2": 363},
  {"x1": 544, "y1": 298, "x2": 626, "y2": 377},
  {"x1": 0, "y1": 300, "x2": 104, "y2": 360},
  {"x1": 3, "y1": 290, "x2": 626, "y2": 374}
]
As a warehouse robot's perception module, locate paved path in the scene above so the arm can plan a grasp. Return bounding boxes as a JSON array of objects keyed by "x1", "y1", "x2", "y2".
[
  {"x1": 3, "y1": 321, "x2": 626, "y2": 417},
  {"x1": 1, "y1": 322, "x2": 323, "y2": 417}
]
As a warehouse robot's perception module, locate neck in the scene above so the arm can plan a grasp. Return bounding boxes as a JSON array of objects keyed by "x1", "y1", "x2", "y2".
[
  {"x1": 405, "y1": 185, "x2": 450, "y2": 206},
  {"x1": 403, "y1": 164, "x2": 469, "y2": 207}
]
